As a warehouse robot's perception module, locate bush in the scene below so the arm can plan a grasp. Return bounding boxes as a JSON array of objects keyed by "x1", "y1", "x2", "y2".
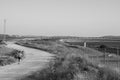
[{"x1": 0, "y1": 56, "x2": 15, "y2": 66}]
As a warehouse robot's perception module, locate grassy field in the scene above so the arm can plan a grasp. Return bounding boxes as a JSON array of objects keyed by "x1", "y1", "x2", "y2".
[
  {"x1": 0, "y1": 46, "x2": 16, "y2": 66},
  {"x1": 65, "y1": 41, "x2": 120, "y2": 55},
  {"x1": 0, "y1": 46, "x2": 13, "y2": 55},
  {"x1": 16, "y1": 39, "x2": 120, "y2": 80},
  {"x1": 0, "y1": 45, "x2": 25, "y2": 66},
  {"x1": 65, "y1": 41, "x2": 120, "y2": 48}
]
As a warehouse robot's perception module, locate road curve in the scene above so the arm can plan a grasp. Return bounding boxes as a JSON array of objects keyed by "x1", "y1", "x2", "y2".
[{"x1": 0, "y1": 43, "x2": 54, "y2": 80}]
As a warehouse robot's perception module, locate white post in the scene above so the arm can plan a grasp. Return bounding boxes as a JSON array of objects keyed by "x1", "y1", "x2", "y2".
[
  {"x1": 117, "y1": 47, "x2": 119, "y2": 67},
  {"x1": 84, "y1": 42, "x2": 87, "y2": 47}
]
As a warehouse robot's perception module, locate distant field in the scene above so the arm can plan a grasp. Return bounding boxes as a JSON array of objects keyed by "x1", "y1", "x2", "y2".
[
  {"x1": 66, "y1": 41, "x2": 120, "y2": 48},
  {"x1": 65, "y1": 41, "x2": 120, "y2": 55}
]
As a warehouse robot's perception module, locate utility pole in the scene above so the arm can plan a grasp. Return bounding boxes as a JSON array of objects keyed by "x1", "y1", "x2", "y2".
[{"x1": 3, "y1": 19, "x2": 6, "y2": 42}]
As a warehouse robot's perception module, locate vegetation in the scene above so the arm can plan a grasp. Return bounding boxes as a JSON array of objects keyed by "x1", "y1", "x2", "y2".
[
  {"x1": 66, "y1": 41, "x2": 120, "y2": 55},
  {"x1": 0, "y1": 46, "x2": 25, "y2": 66},
  {"x1": 16, "y1": 39, "x2": 120, "y2": 80}
]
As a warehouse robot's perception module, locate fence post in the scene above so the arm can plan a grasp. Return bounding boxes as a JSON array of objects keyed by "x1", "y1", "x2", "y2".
[
  {"x1": 117, "y1": 47, "x2": 119, "y2": 68},
  {"x1": 104, "y1": 48, "x2": 106, "y2": 64},
  {"x1": 84, "y1": 42, "x2": 87, "y2": 47}
]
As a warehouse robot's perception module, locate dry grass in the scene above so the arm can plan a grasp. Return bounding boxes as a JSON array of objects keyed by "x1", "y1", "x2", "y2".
[
  {"x1": 17, "y1": 40, "x2": 120, "y2": 80},
  {"x1": 0, "y1": 45, "x2": 25, "y2": 66}
]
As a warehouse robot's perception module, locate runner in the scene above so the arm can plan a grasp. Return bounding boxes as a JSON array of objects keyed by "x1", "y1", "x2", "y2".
[{"x1": 17, "y1": 51, "x2": 24, "y2": 64}]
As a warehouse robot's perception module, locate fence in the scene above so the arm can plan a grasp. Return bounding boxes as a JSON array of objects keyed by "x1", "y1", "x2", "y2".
[{"x1": 94, "y1": 47, "x2": 120, "y2": 55}]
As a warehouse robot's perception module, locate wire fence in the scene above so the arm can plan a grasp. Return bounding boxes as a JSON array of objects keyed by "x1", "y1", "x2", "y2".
[{"x1": 93, "y1": 47, "x2": 120, "y2": 55}]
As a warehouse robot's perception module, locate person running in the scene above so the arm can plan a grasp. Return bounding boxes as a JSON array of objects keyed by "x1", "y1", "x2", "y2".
[
  {"x1": 18, "y1": 56, "x2": 21, "y2": 64},
  {"x1": 17, "y1": 51, "x2": 23, "y2": 64}
]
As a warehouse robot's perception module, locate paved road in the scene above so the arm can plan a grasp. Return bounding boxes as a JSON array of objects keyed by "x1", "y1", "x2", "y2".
[{"x1": 0, "y1": 43, "x2": 54, "y2": 80}]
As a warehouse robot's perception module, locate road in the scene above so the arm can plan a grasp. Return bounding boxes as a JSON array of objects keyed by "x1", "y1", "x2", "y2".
[{"x1": 0, "y1": 42, "x2": 54, "y2": 80}]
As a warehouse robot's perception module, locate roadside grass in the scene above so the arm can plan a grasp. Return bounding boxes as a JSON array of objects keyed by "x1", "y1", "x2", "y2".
[
  {"x1": 19, "y1": 51, "x2": 92, "y2": 80},
  {"x1": 17, "y1": 40, "x2": 120, "y2": 80},
  {"x1": 0, "y1": 45, "x2": 25, "y2": 66},
  {"x1": 0, "y1": 46, "x2": 13, "y2": 55}
]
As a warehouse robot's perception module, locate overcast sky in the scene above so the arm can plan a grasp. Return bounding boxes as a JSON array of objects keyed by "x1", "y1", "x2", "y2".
[{"x1": 0, "y1": 0, "x2": 120, "y2": 37}]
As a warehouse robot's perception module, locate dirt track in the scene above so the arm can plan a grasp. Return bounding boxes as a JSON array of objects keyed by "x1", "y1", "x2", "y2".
[{"x1": 0, "y1": 43, "x2": 54, "y2": 80}]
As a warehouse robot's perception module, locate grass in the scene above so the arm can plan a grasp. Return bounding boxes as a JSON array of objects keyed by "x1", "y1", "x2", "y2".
[
  {"x1": 66, "y1": 41, "x2": 120, "y2": 48},
  {"x1": 0, "y1": 45, "x2": 25, "y2": 66},
  {"x1": 16, "y1": 39, "x2": 120, "y2": 80},
  {"x1": 0, "y1": 46, "x2": 13, "y2": 55},
  {"x1": 66, "y1": 41, "x2": 120, "y2": 55}
]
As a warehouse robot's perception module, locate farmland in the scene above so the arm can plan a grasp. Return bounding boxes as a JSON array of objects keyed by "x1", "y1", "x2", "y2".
[{"x1": 65, "y1": 41, "x2": 120, "y2": 55}]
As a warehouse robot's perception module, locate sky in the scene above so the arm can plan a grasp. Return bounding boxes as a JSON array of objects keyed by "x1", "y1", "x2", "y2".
[{"x1": 0, "y1": 0, "x2": 120, "y2": 37}]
